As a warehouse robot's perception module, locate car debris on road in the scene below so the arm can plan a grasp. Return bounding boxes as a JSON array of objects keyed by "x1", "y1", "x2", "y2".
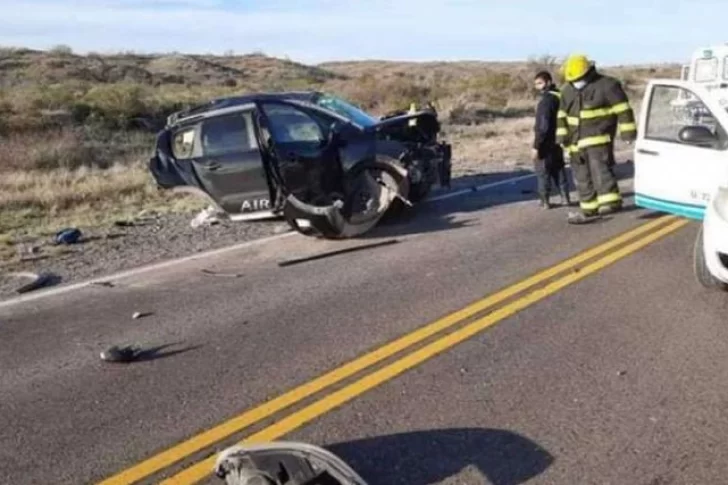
[
  {"x1": 7, "y1": 271, "x2": 60, "y2": 294},
  {"x1": 100, "y1": 345, "x2": 141, "y2": 363},
  {"x1": 214, "y1": 441, "x2": 367, "y2": 485},
  {"x1": 54, "y1": 227, "x2": 83, "y2": 245},
  {"x1": 190, "y1": 205, "x2": 225, "y2": 228}
]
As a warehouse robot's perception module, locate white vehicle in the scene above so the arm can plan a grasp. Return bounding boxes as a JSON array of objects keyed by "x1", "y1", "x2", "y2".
[
  {"x1": 685, "y1": 44, "x2": 728, "y2": 89},
  {"x1": 634, "y1": 78, "x2": 728, "y2": 290},
  {"x1": 668, "y1": 44, "x2": 728, "y2": 126}
]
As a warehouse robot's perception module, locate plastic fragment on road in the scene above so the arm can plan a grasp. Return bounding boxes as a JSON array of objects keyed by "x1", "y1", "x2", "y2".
[
  {"x1": 100, "y1": 345, "x2": 140, "y2": 363},
  {"x1": 190, "y1": 206, "x2": 225, "y2": 228},
  {"x1": 8, "y1": 271, "x2": 60, "y2": 294},
  {"x1": 201, "y1": 269, "x2": 243, "y2": 278}
]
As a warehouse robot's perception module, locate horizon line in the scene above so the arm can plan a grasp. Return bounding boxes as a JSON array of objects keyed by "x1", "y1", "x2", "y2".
[{"x1": 0, "y1": 44, "x2": 685, "y2": 69}]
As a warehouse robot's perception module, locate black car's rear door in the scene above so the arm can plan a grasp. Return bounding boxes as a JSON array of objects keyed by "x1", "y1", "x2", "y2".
[{"x1": 188, "y1": 110, "x2": 273, "y2": 215}]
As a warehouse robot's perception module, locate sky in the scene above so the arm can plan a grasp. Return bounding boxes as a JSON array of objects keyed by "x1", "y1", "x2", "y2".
[{"x1": 0, "y1": 0, "x2": 725, "y2": 66}]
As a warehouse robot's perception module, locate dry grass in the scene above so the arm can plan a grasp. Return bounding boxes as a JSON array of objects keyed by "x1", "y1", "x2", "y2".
[
  {"x1": 448, "y1": 117, "x2": 535, "y2": 169},
  {"x1": 0, "y1": 47, "x2": 680, "y2": 259},
  {"x1": 0, "y1": 128, "x2": 206, "y2": 244},
  {"x1": 0, "y1": 162, "x2": 207, "y2": 239}
]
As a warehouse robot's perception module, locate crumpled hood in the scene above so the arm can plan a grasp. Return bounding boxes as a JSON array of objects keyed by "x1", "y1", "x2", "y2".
[{"x1": 367, "y1": 110, "x2": 439, "y2": 133}]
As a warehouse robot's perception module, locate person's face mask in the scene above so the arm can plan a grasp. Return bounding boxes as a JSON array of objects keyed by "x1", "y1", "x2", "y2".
[{"x1": 572, "y1": 79, "x2": 587, "y2": 90}]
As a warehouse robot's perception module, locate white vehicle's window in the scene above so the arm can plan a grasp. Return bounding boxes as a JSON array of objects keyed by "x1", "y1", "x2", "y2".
[
  {"x1": 681, "y1": 65, "x2": 689, "y2": 81},
  {"x1": 645, "y1": 85, "x2": 726, "y2": 148},
  {"x1": 172, "y1": 127, "x2": 195, "y2": 159},
  {"x1": 723, "y1": 56, "x2": 728, "y2": 80},
  {"x1": 261, "y1": 104, "x2": 324, "y2": 143},
  {"x1": 695, "y1": 57, "x2": 718, "y2": 82},
  {"x1": 200, "y1": 113, "x2": 253, "y2": 156}
]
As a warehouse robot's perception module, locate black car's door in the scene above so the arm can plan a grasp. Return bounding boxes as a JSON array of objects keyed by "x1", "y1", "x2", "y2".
[
  {"x1": 256, "y1": 101, "x2": 345, "y2": 204},
  {"x1": 188, "y1": 110, "x2": 273, "y2": 215}
]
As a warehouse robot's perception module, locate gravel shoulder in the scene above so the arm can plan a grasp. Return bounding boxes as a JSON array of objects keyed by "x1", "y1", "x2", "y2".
[
  {"x1": 0, "y1": 211, "x2": 290, "y2": 300},
  {"x1": 0, "y1": 148, "x2": 632, "y2": 301}
]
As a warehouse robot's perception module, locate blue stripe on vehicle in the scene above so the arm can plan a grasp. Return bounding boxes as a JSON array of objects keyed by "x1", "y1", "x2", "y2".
[{"x1": 635, "y1": 193, "x2": 705, "y2": 220}]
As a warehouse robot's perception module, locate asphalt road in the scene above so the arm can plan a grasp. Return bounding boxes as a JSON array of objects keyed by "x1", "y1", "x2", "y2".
[{"x1": 2, "y1": 162, "x2": 727, "y2": 485}]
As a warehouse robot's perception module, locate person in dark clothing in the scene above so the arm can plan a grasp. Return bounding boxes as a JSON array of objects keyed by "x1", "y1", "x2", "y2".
[{"x1": 532, "y1": 71, "x2": 571, "y2": 208}]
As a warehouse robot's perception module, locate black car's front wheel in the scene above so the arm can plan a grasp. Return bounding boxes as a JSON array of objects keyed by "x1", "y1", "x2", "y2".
[{"x1": 281, "y1": 160, "x2": 409, "y2": 239}]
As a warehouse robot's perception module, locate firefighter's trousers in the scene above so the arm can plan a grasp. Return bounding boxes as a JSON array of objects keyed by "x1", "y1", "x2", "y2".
[{"x1": 571, "y1": 144, "x2": 622, "y2": 215}]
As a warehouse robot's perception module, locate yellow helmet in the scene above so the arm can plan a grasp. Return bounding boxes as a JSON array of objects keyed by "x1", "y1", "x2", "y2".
[{"x1": 562, "y1": 54, "x2": 594, "y2": 82}]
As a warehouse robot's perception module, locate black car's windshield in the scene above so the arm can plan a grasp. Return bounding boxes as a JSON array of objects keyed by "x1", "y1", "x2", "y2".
[{"x1": 312, "y1": 94, "x2": 378, "y2": 128}]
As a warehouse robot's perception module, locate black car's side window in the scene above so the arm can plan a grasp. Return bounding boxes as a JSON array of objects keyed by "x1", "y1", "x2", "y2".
[
  {"x1": 260, "y1": 103, "x2": 325, "y2": 143},
  {"x1": 172, "y1": 127, "x2": 196, "y2": 160},
  {"x1": 200, "y1": 113, "x2": 254, "y2": 156}
]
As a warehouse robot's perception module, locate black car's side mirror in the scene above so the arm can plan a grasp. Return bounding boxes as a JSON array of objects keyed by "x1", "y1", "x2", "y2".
[{"x1": 679, "y1": 125, "x2": 717, "y2": 146}]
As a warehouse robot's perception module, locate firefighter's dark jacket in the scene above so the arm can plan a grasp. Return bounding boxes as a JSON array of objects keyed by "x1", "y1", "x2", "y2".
[
  {"x1": 533, "y1": 84, "x2": 561, "y2": 158},
  {"x1": 556, "y1": 68, "x2": 637, "y2": 152}
]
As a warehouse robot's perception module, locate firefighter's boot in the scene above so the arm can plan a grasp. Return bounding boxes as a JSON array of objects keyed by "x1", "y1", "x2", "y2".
[{"x1": 567, "y1": 210, "x2": 600, "y2": 225}]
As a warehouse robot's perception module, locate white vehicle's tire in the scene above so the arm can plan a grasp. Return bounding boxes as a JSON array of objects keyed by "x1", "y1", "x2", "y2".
[{"x1": 693, "y1": 225, "x2": 728, "y2": 291}]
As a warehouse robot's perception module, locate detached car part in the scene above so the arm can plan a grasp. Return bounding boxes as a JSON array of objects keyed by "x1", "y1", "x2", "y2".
[
  {"x1": 149, "y1": 91, "x2": 452, "y2": 239},
  {"x1": 213, "y1": 441, "x2": 368, "y2": 485}
]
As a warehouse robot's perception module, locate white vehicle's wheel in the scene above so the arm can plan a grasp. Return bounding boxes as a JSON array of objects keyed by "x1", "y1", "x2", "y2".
[{"x1": 693, "y1": 225, "x2": 728, "y2": 291}]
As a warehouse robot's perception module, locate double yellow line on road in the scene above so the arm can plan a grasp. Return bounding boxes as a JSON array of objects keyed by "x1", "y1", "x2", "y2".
[{"x1": 99, "y1": 214, "x2": 688, "y2": 485}]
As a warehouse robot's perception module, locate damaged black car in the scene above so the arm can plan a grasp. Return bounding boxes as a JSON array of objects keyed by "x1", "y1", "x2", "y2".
[{"x1": 149, "y1": 91, "x2": 452, "y2": 238}]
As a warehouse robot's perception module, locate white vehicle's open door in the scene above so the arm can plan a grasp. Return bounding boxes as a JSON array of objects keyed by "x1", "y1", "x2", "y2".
[{"x1": 634, "y1": 79, "x2": 728, "y2": 219}]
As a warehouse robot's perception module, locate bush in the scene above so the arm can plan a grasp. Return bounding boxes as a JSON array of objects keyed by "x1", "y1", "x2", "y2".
[
  {"x1": 49, "y1": 44, "x2": 73, "y2": 56},
  {"x1": 70, "y1": 103, "x2": 92, "y2": 123},
  {"x1": 81, "y1": 83, "x2": 149, "y2": 127}
]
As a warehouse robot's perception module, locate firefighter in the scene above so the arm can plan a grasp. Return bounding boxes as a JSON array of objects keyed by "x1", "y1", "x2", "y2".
[
  {"x1": 556, "y1": 54, "x2": 637, "y2": 224},
  {"x1": 532, "y1": 70, "x2": 571, "y2": 208}
]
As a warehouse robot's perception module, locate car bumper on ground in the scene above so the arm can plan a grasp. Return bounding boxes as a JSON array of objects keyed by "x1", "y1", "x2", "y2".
[{"x1": 702, "y1": 186, "x2": 728, "y2": 284}]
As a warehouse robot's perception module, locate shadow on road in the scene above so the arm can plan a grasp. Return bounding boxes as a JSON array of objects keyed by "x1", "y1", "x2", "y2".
[
  {"x1": 326, "y1": 427, "x2": 554, "y2": 485},
  {"x1": 362, "y1": 169, "x2": 536, "y2": 239},
  {"x1": 134, "y1": 342, "x2": 202, "y2": 362},
  {"x1": 361, "y1": 159, "x2": 639, "y2": 239}
]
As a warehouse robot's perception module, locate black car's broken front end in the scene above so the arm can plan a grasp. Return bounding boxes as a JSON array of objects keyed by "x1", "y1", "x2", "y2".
[{"x1": 148, "y1": 92, "x2": 452, "y2": 239}]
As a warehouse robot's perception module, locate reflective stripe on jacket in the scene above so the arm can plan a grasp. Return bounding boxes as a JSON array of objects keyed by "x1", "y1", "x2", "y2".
[{"x1": 555, "y1": 70, "x2": 637, "y2": 152}]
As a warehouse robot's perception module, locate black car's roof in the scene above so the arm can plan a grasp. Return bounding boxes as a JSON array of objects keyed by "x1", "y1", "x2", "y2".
[{"x1": 169, "y1": 91, "x2": 320, "y2": 125}]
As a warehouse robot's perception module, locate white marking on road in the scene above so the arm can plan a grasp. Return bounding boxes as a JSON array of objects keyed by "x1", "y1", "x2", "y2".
[
  {"x1": 0, "y1": 172, "x2": 535, "y2": 309},
  {"x1": 0, "y1": 232, "x2": 296, "y2": 309},
  {"x1": 427, "y1": 173, "x2": 535, "y2": 202}
]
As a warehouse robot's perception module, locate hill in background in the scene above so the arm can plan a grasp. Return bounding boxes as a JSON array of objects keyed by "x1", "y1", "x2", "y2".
[
  {"x1": 0, "y1": 46, "x2": 681, "y2": 257},
  {"x1": 0, "y1": 46, "x2": 680, "y2": 133}
]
